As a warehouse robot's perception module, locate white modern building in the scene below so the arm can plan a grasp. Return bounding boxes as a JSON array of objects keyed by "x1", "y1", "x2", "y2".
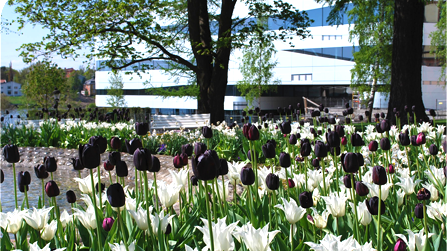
[{"x1": 94, "y1": 1, "x2": 445, "y2": 116}]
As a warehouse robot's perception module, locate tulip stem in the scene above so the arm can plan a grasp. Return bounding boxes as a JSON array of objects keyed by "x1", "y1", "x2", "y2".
[
  {"x1": 333, "y1": 152, "x2": 339, "y2": 196},
  {"x1": 89, "y1": 169, "x2": 102, "y2": 251},
  {"x1": 404, "y1": 147, "x2": 411, "y2": 174},
  {"x1": 351, "y1": 174, "x2": 360, "y2": 241},
  {"x1": 377, "y1": 184, "x2": 382, "y2": 251},
  {"x1": 249, "y1": 141, "x2": 259, "y2": 204},
  {"x1": 290, "y1": 223, "x2": 294, "y2": 250},
  {"x1": 143, "y1": 171, "x2": 156, "y2": 245},
  {"x1": 24, "y1": 186, "x2": 29, "y2": 209},
  {"x1": 221, "y1": 175, "x2": 227, "y2": 213},
  {"x1": 423, "y1": 200, "x2": 429, "y2": 250},
  {"x1": 204, "y1": 181, "x2": 215, "y2": 251},
  {"x1": 304, "y1": 158, "x2": 308, "y2": 190},
  {"x1": 214, "y1": 179, "x2": 222, "y2": 218},
  {"x1": 13, "y1": 163, "x2": 18, "y2": 209},
  {"x1": 321, "y1": 160, "x2": 327, "y2": 196},
  {"x1": 97, "y1": 166, "x2": 102, "y2": 210},
  {"x1": 41, "y1": 179, "x2": 45, "y2": 207},
  {"x1": 118, "y1": 207, "x2": 129, "y2": 251},
  {"x1": 78, "y1": 170, "x2": 82, "y2": 179},
  {"x1": 108, "y1": 170, "x2": 113, "y2": 186},
  {"x1": 154, "y1": 172, "x2": 159, "y2": 213}
]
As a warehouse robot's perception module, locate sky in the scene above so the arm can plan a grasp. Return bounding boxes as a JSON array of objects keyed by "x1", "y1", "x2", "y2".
[{"x1": 0, "y1": 0, "x2": 89, "y2": 71}]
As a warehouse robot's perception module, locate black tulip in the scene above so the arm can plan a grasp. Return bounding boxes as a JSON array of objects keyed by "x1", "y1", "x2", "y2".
[
  {"x1": 289, "y1": 134, "x2": 297, "y2": 145},
  {"x1": 372, "y1": 166, "x2": 387, "y2": 185},
  {"x1": 355, "y1": 153, "x2": 364, "y2": 167},
  {"x1": 96, "y1": 182, "x2": 106, "y2": 193},
  {"x1": 330, "y1": 146, "x2": 341, "y2": 156},
  {"x1": 414, "y1": 203, "x2": 424, "y2": 219},
  {"x1": 429, "y1": 144, "x2": 438, "y2": 156},
  {"x1": 266, "y1": 173, "x2": 280, "y2": 190},
  {"x1": 110, "y1": 137, "x2": 122, "y2": 150},
  {"x1": 351, "y1": 133, "x2": 364, "y2": 147},
  {"x1": 379, "y1": 137, "x2": 391, "y2": 151},
  {"x1": 108, "y1": 151, "x2": 121, "y2": 166},
  {"x1": 410, "y1": 135, "x2": 419, "y2": 146},
  {"x1": 429, "y1": 109, "x2": 436, "y2": 117},
  {"x1": 328, "y1": 117, "x2": 336, "y2": 124},
  {"x1": 279, "y1": 121, "x2": 291, "y2": 135},
  {"x1": 358, "y1": 115, "x2": 363, "y2": 121},
  {"x1": 88, "y1": 135, "x2": 107, "y2": 154},
  {"x1": 18, "y1": 171, "x2": 31, "y2": 187},
  {"x1": 314, "y1": 141, "x2": 327, "y2": 158},
  {"x1": 355, "y1": 181, "x2": 369, "y2": 196},
  {"x1": 79, "y1": 144, "x2": 101, "y2": 169},
  {"x1": 66, "y1": 190, "x2": 76, "y2": 203},
  {"x1": 116, "y1": 160, "x2": 128, "y2": 177},
  {"x1": 412, "y1": 105, "x2": 416, "y2": 112},
  {"x1": 368, "y1": 141, "x2": 378, "y2": 152},
  {"x1": 34, "y1": 164, "x2": 49, "y2": 179},
  {"x1": 202, "y1": 126, "x2": 213, "y2": 138},
  {"x1": 71, "y1": 157, "x2": 84, "y2": 171},
  {"x1": 3, "y1": 144, "x2": 20, "y2": 163},
  {"x1": 192, "y1": 152, "x2": 218, "y2": 181},
  {"x1": 0, "y1": 169, "x2": 3, "y2": 183},
  {"x1": 343, "y1": 152, "x2": 359, "y2": 173},
  {"x1": 45, "y1": 180, "x2": 60, "y2": 197},
  {"x1": 366, "y1": 196, "x2": 385, "y2": 215},
  {"x1": 262, "y1": 141, "x2": 276, "y2": 159},
  {"x1": 219, "y1": 159, "x2": 228, "y2": 175},
  {"x1": 125, "y1": 138, "x2": 143, "y2": 155},
  {"x1": 311, "y1": 159, "x2": 320, "y2": 168},
  {"x1": 365, "y1": 110, "x2": 370, "y2": 117},
  {"x1": 104, "y1": 160, "x2": 114, "y2": 171},
  {"x1": 133, "y1": 148, "x2": 152, "y2": 171},
  {"x1": 343, "y1": 174, "x2": 354, "y2": 188},
  {"x1": 417, "y1": 188, "x2": 431, "y2": 201},
  {"x1": 182, "y1": 144, "x2": 193, "y2": 156},
  {"x1": 247, "y1": 125, "x2": 259, "y2": 141},
  {"x1": 150, "y1": 155, "x2": 161, "y2": 172},
  {"x1": 240, "y1": 167, "x2": 255, "y2": 185},
  {"x1": 173, "y1": 154, "x2": 184, "y2": 168},
  {"x1": 194, "y1": 142, "x2": 207, "y2": 157},
  {"x1": 279, "y1": 152, "x2": 291, "y2": 168},
  {"x1": 380, "y1": 119, "x2": 390, "y2": 132},
  {"x1": 335, "y1": 125, "x2": 345, "y2": 137},
  {"x1": 380, "y1": 112, "x2": 385, "y2": 119},
  {"x1": 299, "y1": 191, "x2": 313, "y2": 208},
  {"x1": 347, "y1": 107, "x2": 354, "y2": 115},
  {"x1": 327, "y1": 131, "x2": 340, "y2": 148},
  {"x1": 107, "y1": 183, "x2": 126, "y2": 208},
  {"x1": 346, "y1": 118, "x2": 351, "y2": 124},
  {"x1": 301, "y1": 141, "x2": 311, "y2": 157},
  {"x1": 190, "y1": 175, "x2": 199, "y2": 186},
  {"x1": 135, "y1": 122, "x2": 149, "y2": 136}
]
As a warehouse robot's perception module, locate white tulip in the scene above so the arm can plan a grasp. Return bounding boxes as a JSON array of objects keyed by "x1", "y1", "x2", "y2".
[
  {"x1": 196, "y1": 217, "x2": 239, "y2": 251},
  {"x1": 421, "y1": 182, "x2": 439, "y2": 201},
  {"x1": 395, "y1": 229, "x2": 434, "y2": 251},
  {"x1": 322, "y1": 193, "x2": 348, "y2": 218},
  {"x1": 309, "y1": 208, "x2": 330, "y2": 230},
  {"x1": 151, "y1": 211, "x2": 175, "y2": 236},
  {"x1": 24, "y1": 207, "x2": 53, "y2": 231},
  {"x1": 426, "y1": 201, "x2": 447, "y2": 222},
  {"x1": 305, "y1": 233, "x2": 376, "y2": 251},
  {"x1": 29, "y1": 241, "x2": 66, "y2": 251},
  {"x1": 397, "y1": 189, "x2": 405, "y2": 206},
  {"x1": 41, "y1": 220, "x2": 58, "y2": 241},
  {"x1": 128, "y1": 205, "x2": 152, "y2": 231},
  {"x1": 232, "y1": 222, "x2": 279, "y2": 251},
  {"x1": 59, "y1": 210, "x2": 72, "y2": 228},
  {"x1": 349, "y1": 201, "x2": 372, "y2": 226},
  {"x1": 396, "y1": 176, "x2": 421, "y2": 195},
  {"x1": 1, "y1": 209, "x2": 26, "y2": 234},
  {"x1": 274, "y1": 197, "x2": 306, "y2": 225},
  {"x1": 73, "y1": 206, "x2": 97, "y2": 230},
  {"x1": 169, "y1": 169, "x2": 189, "y2": 191},
  {"x1": 109, "y1": 241, "x2": 135, "y2": 251},
  {"x1": 157, "y1": 181, "x2": 182, "y2": 209}
]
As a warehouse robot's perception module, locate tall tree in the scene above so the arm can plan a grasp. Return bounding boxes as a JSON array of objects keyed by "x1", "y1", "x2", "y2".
[
  {"x1": 9, "y1": 0, "x2": 311, "y2": 123},
  {"x1": 106, "y1": 72, "x2": 126, "y2": 108},
  {"x1": 22, "y1": 62, "x2": 68, "y2": 109}
]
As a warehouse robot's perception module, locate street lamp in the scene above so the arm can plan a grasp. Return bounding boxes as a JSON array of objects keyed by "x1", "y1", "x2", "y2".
[{"x1": 53, "y1": 88, "x2": 61, "y2": 117}]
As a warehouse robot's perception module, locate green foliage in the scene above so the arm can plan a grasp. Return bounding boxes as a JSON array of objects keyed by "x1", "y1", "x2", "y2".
[
  {"x1": 106, "y1": 72, "x2": 126, "y2": 108},
  {"x1": 1, "y1": 94, "x2": 12, "y2": 110},
  {"x1": 66, "y1": 71, "x2": 85, "y2": 92},
  {"x1": 22, "y1": 61, "x2": 68, "y2": 109},
  {"x1": 429, "y1": 2, "x2": 446, "y2": 80},
  {"x1": 0, "y1": 65, "x2": 20, "y2": 82}
]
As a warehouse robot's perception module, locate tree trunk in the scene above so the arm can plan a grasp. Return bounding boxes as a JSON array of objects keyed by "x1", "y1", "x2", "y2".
[{"x1": 387, "y1": 0, "x2": 428, "y2": 125}]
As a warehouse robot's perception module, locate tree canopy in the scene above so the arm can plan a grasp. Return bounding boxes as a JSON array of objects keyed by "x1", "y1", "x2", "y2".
[{"x1": 9, "y1": 0, "x2": 312, "y2": 123}]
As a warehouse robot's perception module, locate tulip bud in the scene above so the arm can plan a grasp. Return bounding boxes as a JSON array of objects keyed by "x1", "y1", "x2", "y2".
[
  {"x1": 96, "y1": 182, "x2": 106, "y2": 193},
  {"x1": 18, "y1": 171, "x2": 31, "y2": 188},
  {"x1": 365, "y1": 196, "x2": 385, "y2": 215},
  {"x1": 314, "y1": 141, "x2": 327, "y2": 158},
  {"x1": 66, "y1": 190, "x2": 76, "y2": 203},
  {"x1": 34, "y1": 164, "x2": 49, "y2": 179},
  {"x1": 219, "y1": 159, "x2": 229, "y2": 175},
  {"x1": 311, "y1": 159, "x2": 320, "y2": 168},
  {"x1": 173, "y1": 154, "x2": 185, "y2": 168},
  {"x1": 192, "y1": 151, "x2": 219, "y2": 181},
  {"x1": 2, "y1": 144, "x2": 20, "y2": 163},
  {"x1": 417, "y1": 188, "x2": 431, "y2": 200},
  {"x1": 240, "y1": 167, "x2": 255, "y2": 186},
  {"x1": 414, "y1": 203, "x2": 424, "y2": 219},
  {"x1": 279, "y1": 152, "x2": 291, "y2": 168},
  {"x1": 149, "y1": 155, "x2": 160, "y2": 173},
  {"x1": 299, "y1": 191, "x2": 313, "y2": 208},
  {"x1": 355, "y1": 181, "x2": 369, "y2": 196},
  {"x1": 288, "y1": 179, "x2": 295, "y2": 188},
  {"x1": 125, "y1": 138, "x2": 143, "y2": 155},
  {"x1": 399, "y1": 133, "x2": 410, "y2": 146},
  {"x1": 262, "y1": 141, "x2": 276, "y2": 159},
  {"x1": 79, "y1": 144, "x2": 101, "y2": 169},
  {"x1": 133, "y1": 148, "x2": 152, "y2": 171},
  {"x1": 326, "y1": 131, "x2": 340, "y2": 147},
  {"x1": 107, "y1": 183, "x2": 126, "y2": 208},
  {"x1": 45, "y1": 180, "x2": 60, "y2": 197},
  {"x1": 116, "y1": 160, "x2": 128, "y2": 177},
  {"x1": 380, "y1": 137, "x2": 391, "y2": 151},
  {"x1": 300, "y1": 141, "x2": 311, "y2": 157},
  {"x1": 71, "y1": 157, "x2": 84, "y2": 171},
  {"x1": 182, "y1": 144, "x2": 193, "y2": 156},
  {"x1": 103, "y1": 217, "x2": 115, "y2": 232},
  {"x1": 279, "y1": 121, "x2": 292, "y2": 135},
  {"x1": 108, "y1": 151, "x2": 121, "y2": 166},
  {"x1": 372, "y1": 166, "x2": 387, "y2": 185},
  {"x1": 380, "y1": 119, "x2": 390, "y2": 132},
  {"x1": 416, "y1": 132, "x2": 426, "y2": 145},
  {"x1": 88, "y1": 135, "x2": 107, "y2": 153},
  {"x1": 343, "y1": 174, "x2": 354, "y2": 188},
  {"x1": 289, "y1": 134, "x2": 297, "y2": 145},
  {"x1": 202, "y1": 126, "x2": 213, "y2": 138},
  {"x1": 429, "y1": 144, "x2": 438, "y2": 156},
  {"x1": 335, "y1": 125, "x2": 345, "y2": 137},
  {"x1": 369, "y1": 141, "x2": 378, "y2": 152},
  {"x1": 190, "y1": 175, "x2": 199, "y2": 186},
  {"x1": 387, "y1": 164, "x2": 395, "y2": 174},
  {"x1": 351, "y1": 133, "x2": 364, "y2": 146},
  {"x1": 394, "y1": 238, "x2": 407, "y2": 251},
  {"x1": 328, "y1": 117, "x2": 336, "y2": 124},
  {"x1": 104, "y1": 160, "x2": 114, "y2": 171},
  {"x1": 341, "y1": 137, "x2": 347, "y2": 146},
  {"x1": 194, "y1": 142, "x2": 207, "y2": 157},
  {"x1": 110, "y1": 137, "x2": 122, "y2": 150},
  {"x1": 135, "y1": 122, "x2": 149, "y2": 136},
  {"x1": 44, "y1": 156, "x2": 57, "y2": 173},
  {"x1": 343, "y1": 152, "x2": 359, "y2": 173},
  {"x1": 265, "y1": 173, "x2": 280, "y2": 190},
  {"x1": 0, "y1": 169, "x2": 3, "y2": 183}
]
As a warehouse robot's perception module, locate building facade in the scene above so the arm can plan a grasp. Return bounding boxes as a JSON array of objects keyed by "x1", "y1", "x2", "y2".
[{"x1": 1, "y1": 81, "x2": 23, "y2": 96}]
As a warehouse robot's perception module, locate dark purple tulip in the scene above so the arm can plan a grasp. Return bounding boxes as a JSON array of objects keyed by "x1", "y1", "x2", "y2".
[
  {"x1": 341, "y1": 137, "x2": 347, "y2": 146},
  {"x1": 79, "y1": 144, "x2": 101, "y2": 169},
  {"x1": 44, "y1": 156, "x2": 57, "y2": 172},
  {"x1": 247, "y1": 125, "x2": 259, "y2": 141},
  {"x1": 18, "y1": 171, "x2": 31, "y2": 187},
  {"x1": 311, "y1": 110, "x2": 320, "y2": 118},
  {"x1": 327, "y1": 131, "x2": 340, "y2": 148},
  {"x1": 110, "y1": 137, "x2": 122, "y2": 150},
  {"x1": 314, "y1": 141, "x2": 327, "y2": 158},
  {"x1": 417, "y1": 188, "x2": 431, "y2": 201},
  {"x1": 71, "y1": 157, "x2": 84, "y2": 171},
  {"x1": 34, "y1": 165, "x2": 49, "y2": 179},
  {"x1": 88, "y1": 135, "x2": 107, "y2": 153},
  {"x1": 240, "y1": 167, "x2": 255, "y2": 185},
  {"x1": 104, "y1": 160, "x2": 114, "y2": 171},
  {"x1": 150, "y1": 156, "x2": 161, "y2": 172},
  {"x1": 347, "y1": 107, "x2": 353, "y2": 115},
  {"x1": 103, "y1": 217, "x2": 115, "y2": 232},
  {"x1": 242, "y1": 110, "x2": 247, "y2": 117},
  {"x1": 355, "y1": 153, "x2": 364, "y2": 167},
  {"x1": 368, "y1": 141, "x2": 378, "y2": 152},
  {"x1": 394, "y1": 238, "x2": 407, "y2": 251},
  {"x1": 343, "y1": 152, "x2": 359, "y2": 173},
  {"x1": 107, "y1": 183, "x2": 125, "y2": 207},
  {"x1": 343, "y1": 174, "x2": 354, "y2": 188},
  {"x1": 125, "y1": 138, "x2": 143, "y2": 155},
  {"x1": 380, "y1": 112, "x2": 386, "y2": 119},
  {"x1": 180, "y1": 153, "x2": 189, "y2": 166},
  {"x1": 115, "y1": 160, "x2": 128, "y2": 177},
  {"x1": 355, "y1": 181, "x2": 369, "y2": 196},
  {"x1": 330, "y1": 146, "x2": 341, "y2": 156},
  {"x1": 351, "y1": 133, "x2": 364, "y2": 146},
  {"x1": 358, "y1": 115, "x2": 364, "y2": 121},
  {"x1": 265, "y1": 173, "x2": 280, "y2": 190},
  {"x1": 173, "y1": 154, "x2": 185, "y2": 168},
  {"x1": 135, "y1": 122, "x2": 149, "y2": 136},
  {"x1": 262, "y1": 141, "x2": 276, "y2": 159},
  {"x1": 429, "y1": 109, "x2": 436, "y2": 117},
  {"x1": 299, "y1": 191, "x2": 313, "y2": 208},
  {"x1": 289, "y1": 134, "x2": 297, "y2": 145},
  {"x1": 279, "y1": 121, "x2": 291, "y2": 134},
  {"x1": 3, "y1": 144, "x2": 20, "y2": 163},
  {"x1": 288, "y1": 179, "x2": 295, "y2": 188},
  {"x1": 192, "y1": 151, "x2": 218, "y2": 181},
  {"x1": 380, "y1": 137, "x2": 391, "y2": 151},
  {"x1": 399, "y1": 133, "x2": 410, "y2": 146},
  {"x1": 0, "y1": 169, "x2": 3, "y2": 183},
  {"x1": 133, "y1": 148, "x2": 152, "y2": 171},
  {"x1": 219, "y1": 159, "x2": 229, "y2": 175},
  {"x1": 300, "y1": 141, "x2": 311, "y2": 157},
  {"x1": 414, "y1": 203, "x2": 424, "y2": 219},
  {"x1": 324, "y1": 108, "x2": 329, "y2": 113},
  {"x1": 108, "y1": 151, "x2": 121, "y2": 166},
  {"x1": 416, "y1": 132, "x2": 426, "y2": 145},
  {"x1": 45, "y1": 180, "x2": 60, "y2": 197},
  {"x1": 311, "y1": 159, "x2": 319, "y2": 168},
  {"x1": 365, "y1": 110, "x2": 370, "y2": 117},
  {"x1": 375, "y1": 123, "x2": 384, "y2": 134},
  {"x1": 380, "y1": 119, "x2": 390, "y2": 132},
  {"x1": 335, "y1": 125, "x2": 345, "y2": 137},
  {"x1": 190, "y1": 175, "x2": 199, "y2": 186},
  {"x1": 202, "y1": 126, "x2": 213, "y2": 138},
  {"x1": 387, "y1": 164, "x2": 395, "y2": 174},
  {"x1": 410, "y1": 135, "x2": 418, "y2": 146},
  {"x1": 279, "y1": 152, "x2": 291, "y2": 168},
  {"x1": 182, "y1": 144, "x2": 193, "y2": 156},
  {"x1": 194, "y1": 142, "x2": 207, "y2": 157},
  {"x1": 372, "y1": 166, "x2": 387, "y2": 185},
  {"x1": 96, "y1": 182, "x2": 105, "y2": 193},
  {"x1": 255, "y1": 107, "x2": 261, "y2": 114},
  {"x1": 66, "y1": 190, "x2": 76, "y2": 203},
  {"x1": 427, "y1": 143, "x2": 438, "y2": 156},
  {"x1": 328, "y1": 117, "x2": 336, "y2": 124},
  {"x1": 366, "y1": 196, "x2": 385, "y2": 215}
]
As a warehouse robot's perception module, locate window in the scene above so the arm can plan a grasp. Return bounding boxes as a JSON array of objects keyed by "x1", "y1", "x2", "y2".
[
  {"x1": 7, "y1": 86, "x2": 11, "y2": 89},
  {"x1": 14, "y1": 91, "x2": 18, "y2": 95},
  {"x1": 7, "y1": 91, "x2": 11, "y2": 95},
  {"x1": 291, "y1": 74, "x2": 312, "y2": 81},
  {"x1": 14, "y1": 86, "x2": 18, "y2": 89},
  {"x1": 322, "y1": 35, "x2": 343, "y2": 41}
]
